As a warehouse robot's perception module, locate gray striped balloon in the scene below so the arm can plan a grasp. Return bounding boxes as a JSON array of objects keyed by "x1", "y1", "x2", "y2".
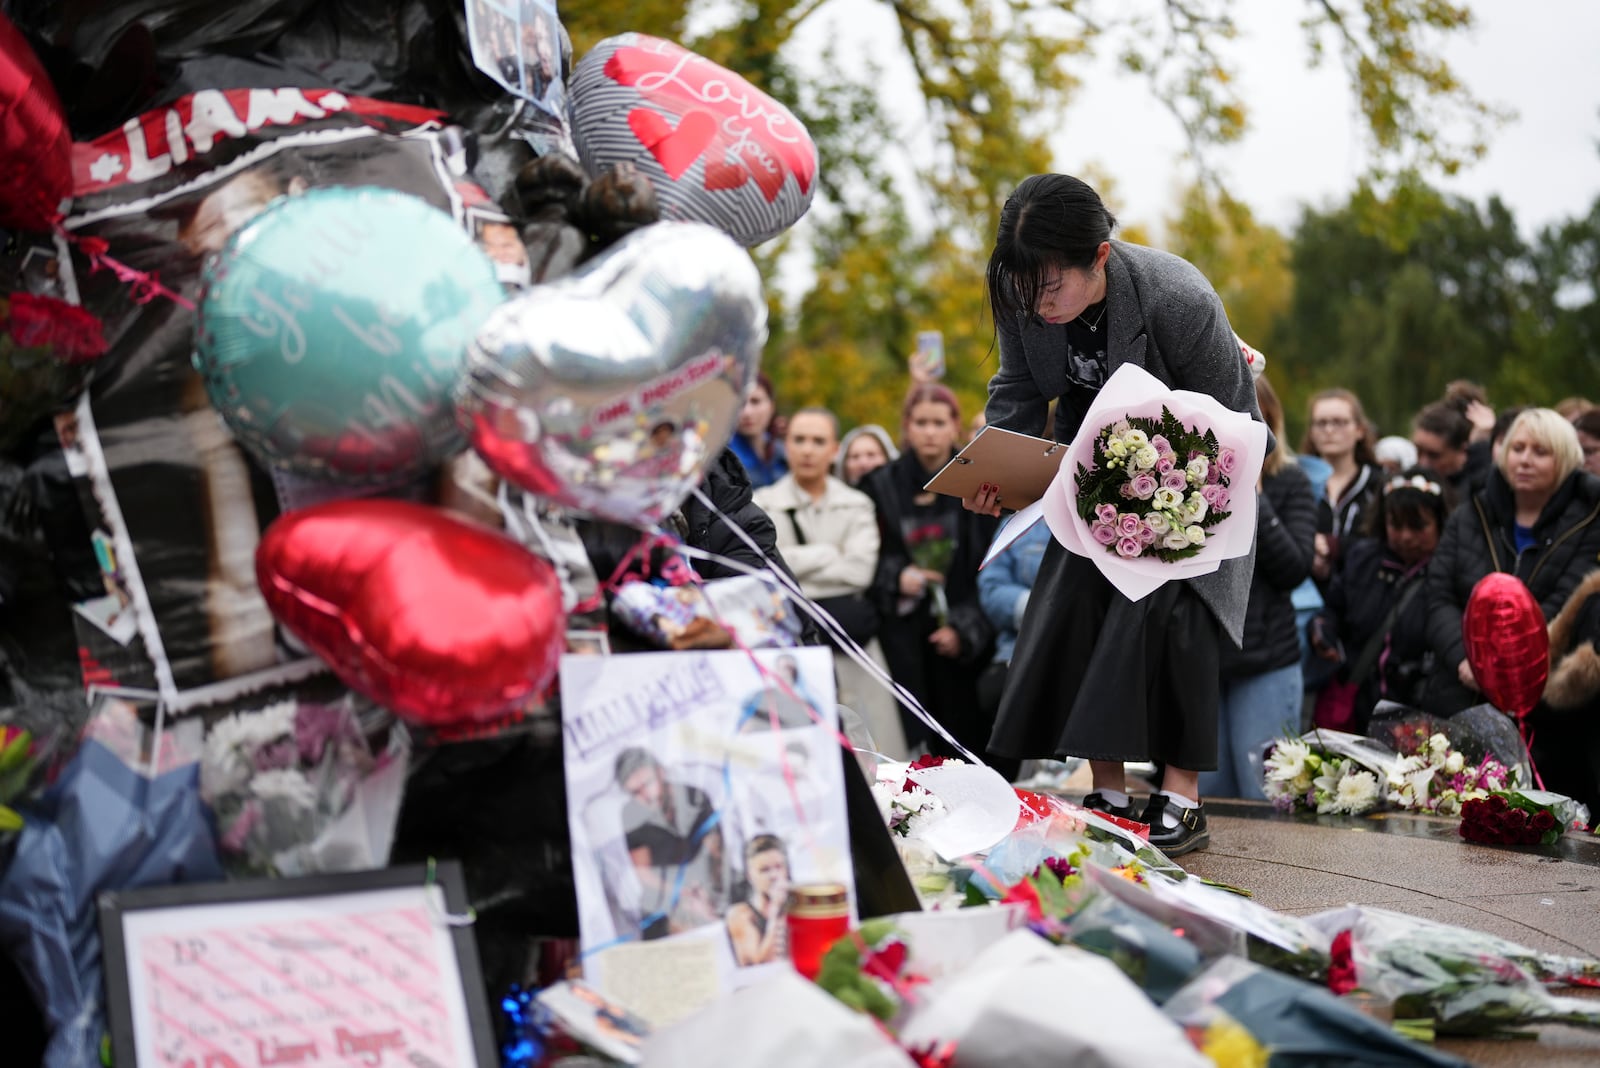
[{"x1": 569, "y1": 33, "x2": 818, "y2": 247}]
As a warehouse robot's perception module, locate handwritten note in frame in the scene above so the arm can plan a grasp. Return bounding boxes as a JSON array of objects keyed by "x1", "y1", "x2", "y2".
[{"x1": 99, "y1": 863, "x2": 496, "y2": 1068}]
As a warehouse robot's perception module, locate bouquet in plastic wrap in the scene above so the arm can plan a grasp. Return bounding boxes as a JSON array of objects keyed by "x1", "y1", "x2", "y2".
[
  {"x1": 1304, "y1": 905, "x2": 1600, "y2": 1037},
  {"x1": 1368, "y1": 704, "x2": 1526, "y2": 815},
  {"x1": 1040, "y1": 363, "x2": 1269, "y2": 601},
  {"x1": 1163, "y1": 956, "x2": 1470, "y2": 1067},
  {"x1": 1458, "y1": 789, "x2": 1590, "y2": 847},
  {"x1": 199, "y1": 695, "x2": 408, "y2": 876},
  {"x1": 0, "y1": 698, "x2": 221, "y2": 1068},
  {"x1": 1261, "y1": 730, "x2": 1391, "y2": 816}
]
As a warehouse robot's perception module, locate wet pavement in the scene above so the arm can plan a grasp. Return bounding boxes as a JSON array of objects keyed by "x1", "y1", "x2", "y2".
[{"x1": 1183, "y1": 799, "x2": 1600, "y2": 1067}]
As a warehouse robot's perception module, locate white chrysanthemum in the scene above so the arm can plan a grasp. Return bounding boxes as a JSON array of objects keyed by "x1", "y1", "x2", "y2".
[
  {"x1": 870, "y1": 781, "x2": 896, "y2": 823},
  {"x1": 1336, "y1": 770, "x2": 1380, "y2": 814},
  {"x1": 200, "y1": 702, "x2": 296, "y2": 802},
  {"x1": 897, "y1": 786, "x2": 933, "y2": 813},
  {"x1": 1265, "y1": 740, "x2": 1311, "y2": 783},
  {"x1": 251, "y1": 767, "x2": 317, "y2": 808}
]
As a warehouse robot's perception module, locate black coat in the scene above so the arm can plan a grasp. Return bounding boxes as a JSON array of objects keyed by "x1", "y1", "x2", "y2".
[
  {"x1": 1315, "y1": 537, "x2": 1435, "y2": 718},
  {"x1": 1220, "y1": 462, "x2": 1318, "y2": 678},
  {"x1": 1424, "y1": 467, "x2": 1600, "y2": 715},
  {"x1": 1317, "y1": 462, "x2": 1384, "y2": 545}
]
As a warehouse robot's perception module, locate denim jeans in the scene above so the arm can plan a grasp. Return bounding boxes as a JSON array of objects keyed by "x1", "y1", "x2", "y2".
[{"x1": 1201, "y1": 662, "x2": 1304, "y2": 800}]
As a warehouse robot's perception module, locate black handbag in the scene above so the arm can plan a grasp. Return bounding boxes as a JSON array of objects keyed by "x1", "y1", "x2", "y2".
[{"x1": 785, "y1": 508, "x2": 880, "y2": 644}]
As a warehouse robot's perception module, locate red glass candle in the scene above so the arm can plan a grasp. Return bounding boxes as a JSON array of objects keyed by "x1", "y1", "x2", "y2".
[{"x1": 786, "y1": 883, "x2": 850, "y2": 981}]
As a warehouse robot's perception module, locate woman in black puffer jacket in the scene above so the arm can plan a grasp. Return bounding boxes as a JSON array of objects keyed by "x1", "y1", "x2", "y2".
[
  {"x1": 1423, "y1": 409, "x2": 1600, "y2": 804},
  {"x1": 1200, "y1": 376, "x2": 1318, "y2": 800}
]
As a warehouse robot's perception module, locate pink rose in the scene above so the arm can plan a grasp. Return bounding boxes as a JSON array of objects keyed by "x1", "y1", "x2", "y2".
[
  {"x1": 1116, "y1": 536, "x2": 1143, "y2": 558},
  {"x1": 1216, "y1": 448, "x2": 1237, "y2": 476},
  {"x1": 1095, "y1": 503, "x2": 1117, "y2": 524},
  {"x1": 1128, "y1": 472, "x2": 1158, "y2": 500},
  {"x1": 1150, "y1": 435, "x2": 1171, "y2": 453},
  {"x1": 1138, "y1": 523, "x2": 1158, "y2": 546},
  {"x1": 1162, "y1": 470, "x2": 1188, "y2": 492},
  {"x1": 1156, "y1": 457, "x2": 1175, "y2": 475},
  {"x1": 1201, "y1": 483, "x2": 1230, "y2": 509},
  {"x1": 1117, "y1": 513, "x2": 1142, "y2": 538},
  {"x1": 1091, "y1": 522, "x2": 1118, "y2": 545}
]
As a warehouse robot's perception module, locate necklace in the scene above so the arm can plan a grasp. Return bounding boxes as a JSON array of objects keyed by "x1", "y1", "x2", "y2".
[{"x1": 1076, "y1": 302, "x2": 1107, "y2": 332}]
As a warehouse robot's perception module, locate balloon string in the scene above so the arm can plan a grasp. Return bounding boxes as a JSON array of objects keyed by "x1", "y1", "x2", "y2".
[
  {"x1": 58, "y1": 229, "x2": 197, "y2": 311},
  {"x1": 1520, "y1": 723, "x2": 1546, "y2": 791},
  {"x1": 684, "y1": 487, "x2": 983, "y2": 765}
]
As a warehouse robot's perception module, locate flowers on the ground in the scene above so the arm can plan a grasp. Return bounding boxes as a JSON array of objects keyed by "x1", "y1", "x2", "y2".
[
  {"x1": 1075, "y1": 407, "x2": 1234, "y2": 563},
  {"x1": 1263, "y1": 736, "x2": 1381, "y2": 815},
  {"x1": 1459, "y1": 791, "x2": 1582, "y2": 848},
  {"x1": 1383, "y1": 730, "x2": 1514, "y2": 815},
  {"x1": 871, "y1": 755, "x2": 965, "y2": 837}
]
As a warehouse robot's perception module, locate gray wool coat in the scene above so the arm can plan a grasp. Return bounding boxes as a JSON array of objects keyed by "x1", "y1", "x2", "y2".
[{"x1": 984, "y1": 240, "x2": 1268, "y2": 647}]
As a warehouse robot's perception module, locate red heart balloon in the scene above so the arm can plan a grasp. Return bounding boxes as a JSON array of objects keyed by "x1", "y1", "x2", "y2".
[
  {"x1": 0, "y1": 14, "x2": 71, "y2": 232},
  {"x1": 257, "y1": 500, "x2": 566, "y2": 728},
  {"x1": 1462, "y1": 572, "x2": 1549, "y2": 719}
]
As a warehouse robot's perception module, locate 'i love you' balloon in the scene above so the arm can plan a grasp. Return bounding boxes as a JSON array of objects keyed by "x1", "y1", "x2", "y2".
[{"x1": 570, "y1": 33, "x2": 817, "y2": 247}]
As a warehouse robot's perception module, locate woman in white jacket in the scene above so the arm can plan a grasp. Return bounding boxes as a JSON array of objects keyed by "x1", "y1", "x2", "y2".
[{"x1": 754, "y1": 408, "x2": 905, "y2": 757}]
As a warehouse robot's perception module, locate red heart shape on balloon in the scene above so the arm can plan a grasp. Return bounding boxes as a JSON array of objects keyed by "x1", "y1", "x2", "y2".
[
  {"x1": 1463, "y1": 572, "x2": 1549, "y2": 719},
  {"x1": 257, "y1": 499, "x2": 566, "y2": 728},
  {"x1": 627, "y1": 107, "x2": 717, "y2": 180}
]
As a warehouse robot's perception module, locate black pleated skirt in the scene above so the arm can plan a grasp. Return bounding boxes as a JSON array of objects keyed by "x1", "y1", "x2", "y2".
[{"x1": 989, "y1": 537, "x2": 1221, "y2": 770}]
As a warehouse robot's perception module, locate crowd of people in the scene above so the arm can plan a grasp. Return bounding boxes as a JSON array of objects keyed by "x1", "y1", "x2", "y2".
[{"x1": 732, "y1": 178, "x2": 1600, "y2": 857}]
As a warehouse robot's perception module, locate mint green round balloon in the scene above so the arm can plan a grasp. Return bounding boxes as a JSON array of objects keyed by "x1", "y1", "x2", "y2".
[{"x1": 195, "y1": 186, "x2": 506, "y2": 482}]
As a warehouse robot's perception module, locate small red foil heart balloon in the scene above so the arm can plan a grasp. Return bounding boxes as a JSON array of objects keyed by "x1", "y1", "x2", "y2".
[
  {"x1": 1462, "y1": 572, "x2": 1549, "y2": 719},
  {"x1": 257, "y1": 500, "x2": 565, "y2": 727}
]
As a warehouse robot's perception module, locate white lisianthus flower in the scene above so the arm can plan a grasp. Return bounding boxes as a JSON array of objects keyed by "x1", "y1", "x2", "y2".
[
  {"x1": 1433, "y1": 789, "x2": 1462, "y2": 817},
  {"x1": 1187, "y1": 492, "x2": 1209, "y2": 522},
  {"x1": 1108, "y1": 440, "x2": 1129, "y2": 459},
  {"x1": 1186, "y1": 456, "x2": 1209, "y2": 482},
  {"x1": 1336, "y1": 770, "x2": 1380, "y2": 814},
  {"x1": 1134, "y1": 445, "x2": 1160, "y2": 470},
  {"x1": 1146, "y1": 512, "x2": 1172, "y2": 535},
  {"x1": 1162, "y1": 530, "x2": 1191, "y2": 551},
  {"x1": 1443, "y1": 751, "x2": 1465, "y2": 775},
  {"x1": 1184, "y1": 525, "x2": 1206, "y2": 546},
  {"x1": 1391, "y1": 783, "x2": 1416, "y2": 809},
  {"x1": 1152, "y1": 487, "x2": 1182, "y2": 511},
  {"x1": 1123, "y1": 429, "x2": 1149, "y2": 449}
]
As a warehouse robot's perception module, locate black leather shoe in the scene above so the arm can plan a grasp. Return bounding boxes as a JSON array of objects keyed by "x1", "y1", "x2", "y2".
[
  {"x1": 1142, "y1": 795, "x2": 1210, "y2": 856},
  {"x1": 1080, "y1": 791, "x2": 1142, "y2": 822}
]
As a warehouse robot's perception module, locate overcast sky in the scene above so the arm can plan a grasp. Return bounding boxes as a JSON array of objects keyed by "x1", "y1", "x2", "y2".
[{"x1": 791, "y1": 0, "x2": 1600, "y2": 240}]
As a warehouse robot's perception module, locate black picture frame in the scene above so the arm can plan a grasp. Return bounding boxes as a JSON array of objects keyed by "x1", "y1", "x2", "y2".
[{"x1": 98, "y1": 862, "x2": 497, "y2": 1068}]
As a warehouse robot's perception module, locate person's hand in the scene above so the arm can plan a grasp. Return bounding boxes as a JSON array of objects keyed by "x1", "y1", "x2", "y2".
[
  {"x1": 1458, "y1": 658, "x2": 1479, "y2": 692},
  {"x1": 963, "y1": 483, "x2": 1003, "y2": 517},
  {"x1": 765, "y1": 877, "x2": 789, "y2": 921},
  {"x1": 1465, "y1": 400, "x2": 1495, "y2": 443},
  {"x1": 1311, "y1": 532, "x2": 1332, "y2": 582},
  {"x1": 928, "y1": 625, "x2": 962, "y2": 658},
  {"x1": 899, "y1": 566, "x2": 926, "y2": 597},
  {"x1": 919, "y1": 567, "x2": 945, "y2": 587}
]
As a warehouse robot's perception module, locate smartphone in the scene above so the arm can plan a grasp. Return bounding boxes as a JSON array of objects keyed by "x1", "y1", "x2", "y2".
[{"x1": 914, "y1": 330, "x2": 945, "y2": 380}]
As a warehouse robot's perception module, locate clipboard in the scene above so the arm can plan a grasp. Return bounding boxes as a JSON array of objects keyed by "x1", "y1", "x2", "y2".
[{"x1": 922, "y1": 425, "x2": 1066, "y2": 509}]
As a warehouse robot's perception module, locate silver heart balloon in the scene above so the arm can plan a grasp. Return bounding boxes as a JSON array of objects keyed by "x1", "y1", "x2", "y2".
[{"x1": 456, "y1": 221, "x2": 767, "y2": 526}]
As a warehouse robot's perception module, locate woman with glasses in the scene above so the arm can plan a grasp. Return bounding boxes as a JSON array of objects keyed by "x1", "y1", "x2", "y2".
[{"x1": 1299, "y1": 389, "x2": 1384, "y2": 586}]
